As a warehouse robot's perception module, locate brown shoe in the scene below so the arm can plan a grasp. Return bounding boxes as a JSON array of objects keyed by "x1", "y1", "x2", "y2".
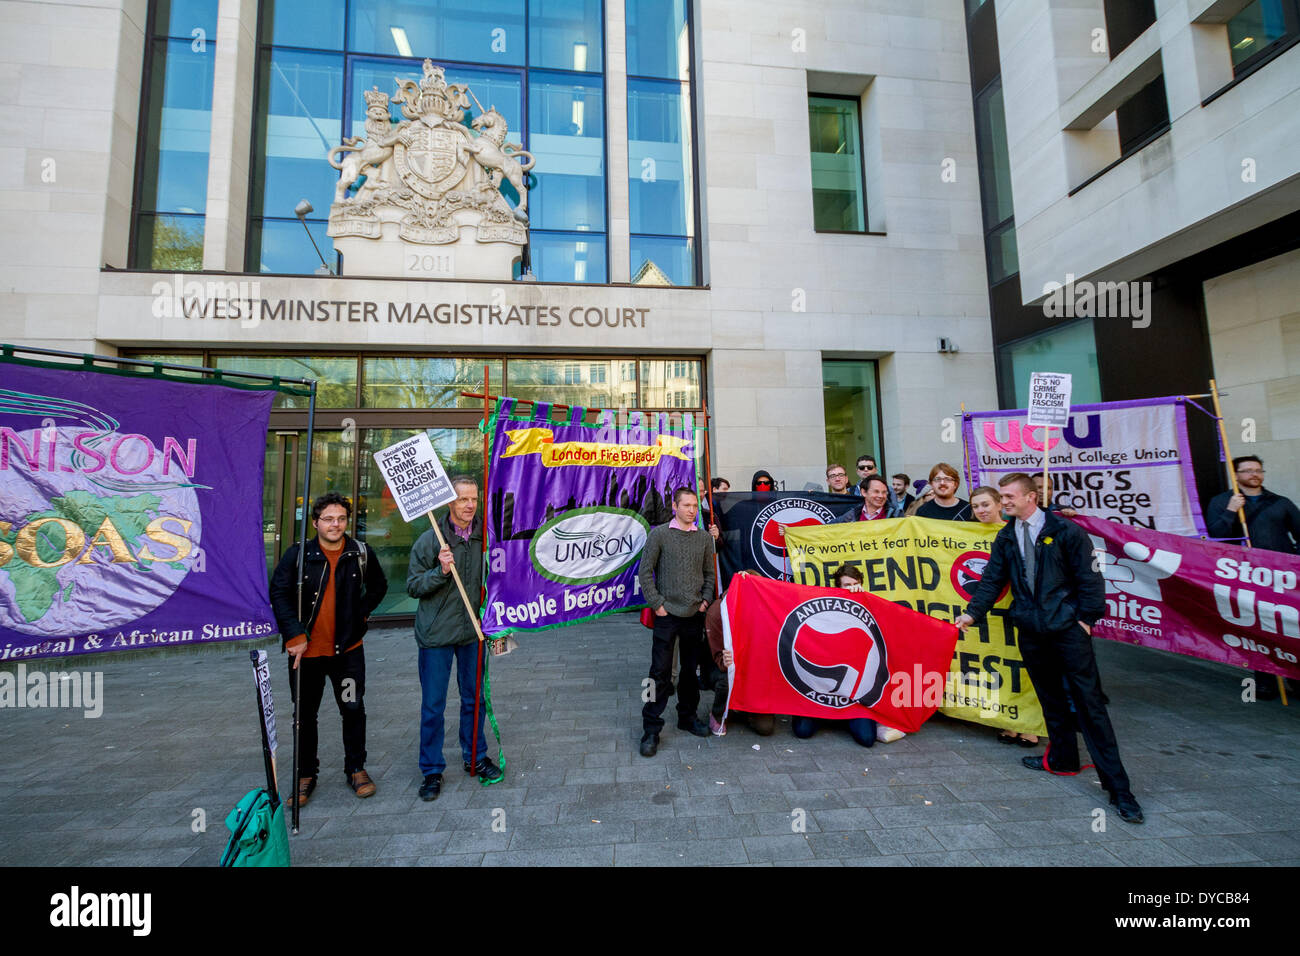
[
  {"x1": 349, "y1": 769, "x2": 376, "y2": 798},
  {"x1": 285, "y1": 776, "x2": 316, "y2": 809}
]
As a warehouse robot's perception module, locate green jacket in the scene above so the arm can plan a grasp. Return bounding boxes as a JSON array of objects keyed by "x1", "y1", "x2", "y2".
[{"x1": 407, "y1": 514, "x2": 484, "y2": 648}]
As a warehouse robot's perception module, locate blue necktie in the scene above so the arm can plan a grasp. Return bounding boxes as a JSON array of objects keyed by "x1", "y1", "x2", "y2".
[{"x1": 1022, "y1": 521, "x2": 1036, "y2": 592}]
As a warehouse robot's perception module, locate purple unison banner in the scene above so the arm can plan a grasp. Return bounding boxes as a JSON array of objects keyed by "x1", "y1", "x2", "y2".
[
  {"x1": 484, "y1": 397, "x2": 698, "y2": 636},
  {"x1": 0, "y1": 359, "x2": 277, "y2": 661}
]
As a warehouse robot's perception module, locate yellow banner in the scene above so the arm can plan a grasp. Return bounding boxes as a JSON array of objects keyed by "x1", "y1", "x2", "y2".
[
  {"x1": 784, "y1": 517, "x2": 1046, "y2": 736},
  {"x1": 500, "y1": 428, "x2": 692, "y2": 468}
]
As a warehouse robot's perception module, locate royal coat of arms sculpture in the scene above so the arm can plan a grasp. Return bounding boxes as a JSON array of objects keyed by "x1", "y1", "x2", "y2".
[{"x1": 326, "y1": 59, "x2": 535, "y2": 279}]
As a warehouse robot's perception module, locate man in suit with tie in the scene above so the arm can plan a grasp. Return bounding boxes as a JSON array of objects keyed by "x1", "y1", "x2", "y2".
[{"x1": 954, "y1": 473, "x2": 1142, "y2": 824}]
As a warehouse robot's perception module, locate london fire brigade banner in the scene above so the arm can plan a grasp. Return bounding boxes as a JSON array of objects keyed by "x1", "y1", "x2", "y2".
[
  {"x1": 713, "y1": 491, "x2": 863, "y2": 591},
  {"x1": 784, "y1": 517, "x2": 1047, "y2": 736},
  {"x1": 483, "y1": 397, "x2": 698, "y2": 636},
  {"x1": 1076, "y1": 515, "x2": 1300, "y2": 680},
  {"x1": 0, "y1": 358, "x2": 278, "y2": 661},
  {"x1": 963, "y1": 396, "x2": 1205, "y2": 536},
  {"x1": 719, "y1": 572, "x2": 960, "y2": 733}
]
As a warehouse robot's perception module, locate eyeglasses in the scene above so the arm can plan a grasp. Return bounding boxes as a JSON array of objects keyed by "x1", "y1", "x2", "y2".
[
  {"x1": 827, "y1": 472, "x2": 846, "y2": 480},
  {"x1": 755, "y1": 480, "x2": 773, "y2": 488},
  {"x1": 1237, "y1": 469, "x2": 1264, "y2": 475},
  {"x1": 932, "y1": 477, "x2": 957, "y2": 485},
  {"x1": 316, "y1": 516, "x2": 348, "y2": 524}
]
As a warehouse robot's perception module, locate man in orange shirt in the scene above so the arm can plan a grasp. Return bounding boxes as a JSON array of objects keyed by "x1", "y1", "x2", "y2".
[{"x1": 270, "y1": 492, "x2": 388, "y2": 808}]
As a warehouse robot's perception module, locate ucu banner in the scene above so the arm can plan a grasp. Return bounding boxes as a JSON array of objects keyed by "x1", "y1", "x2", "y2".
[
  {"x1": 963, "y1": 397, "x2": 1205, "y2": 536},
  {"x1": 1077, "y1": 516, "x2": 1300, "y2": 680}
]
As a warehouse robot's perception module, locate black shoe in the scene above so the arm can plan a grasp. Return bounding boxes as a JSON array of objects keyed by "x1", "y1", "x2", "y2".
[
  {"x1": 1113, "y1": 793, "x2": 1144, "y2": 824},
  {"x1": 463, "y1": 757, "x2": 504, "y2": 783},
  {"x1": 639, "y1": 732, "x2": 659, "y2": 757},
  {"x1": 1021, "y1": 755, "x2": 1079, "y2": 774},
  {"x1": 418, "y1": 773, "x2": 443, "y2": 802},
  {"x1": 677, "y1": 716, "x2": 709, "y2": 737}
]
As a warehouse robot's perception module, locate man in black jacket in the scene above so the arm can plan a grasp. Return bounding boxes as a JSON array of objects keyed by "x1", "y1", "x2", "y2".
[
  {"x1": 270, "y1": 492, "x2": 388, "y2": 808},
  {"x1": 955, "y1": 473, "x2": 1143, "y2": 824}
]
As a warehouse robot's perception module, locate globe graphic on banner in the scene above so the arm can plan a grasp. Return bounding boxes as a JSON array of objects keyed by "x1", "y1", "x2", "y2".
[{"x1": 0, "y1": 427, "x2": 202, "y2": 637}]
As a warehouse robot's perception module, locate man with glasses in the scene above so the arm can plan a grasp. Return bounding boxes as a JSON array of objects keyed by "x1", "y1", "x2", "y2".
[
  {"x1": 825, "y1": 463, "x2": 857, "y2": 496},
  {"x1": 1207, "y1": 455, "x2": 1300, "y2": 698},
  {"x1": 270, "y1": 492, "x2": 389, "y2": 808},
  {"x1": 856, "y1": 455, "x2": 902, "y2": 516},
  {"x1": 915, "y1": 462, "x2": 971, "y2": 521}
]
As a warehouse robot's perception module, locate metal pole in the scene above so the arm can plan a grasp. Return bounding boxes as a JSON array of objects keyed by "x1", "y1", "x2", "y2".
[
  {"x1": 291, "y1": 381, "x2": 317, "y2": 832},
  {"x1": 470, "y1": 364, "x2": 490, "y2": 777}
]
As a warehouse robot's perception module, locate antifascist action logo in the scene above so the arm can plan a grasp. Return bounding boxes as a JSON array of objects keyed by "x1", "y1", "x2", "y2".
[
  {"x1": 750, "y1": 498, "x2": 837, "y2": 579},
  {"x1": 777, "y1": 596, "x2": 890, "y2": 708}
]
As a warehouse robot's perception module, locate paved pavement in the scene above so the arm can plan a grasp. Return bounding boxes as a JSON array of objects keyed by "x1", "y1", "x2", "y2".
[{"x1": 3, "y1": 614, "x2": 1300, "y2": 867}]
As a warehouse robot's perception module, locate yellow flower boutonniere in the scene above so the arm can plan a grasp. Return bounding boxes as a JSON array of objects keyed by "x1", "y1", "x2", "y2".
[{"x1": 1043, "y1": 536, "x2": 1054, "y2": 545}]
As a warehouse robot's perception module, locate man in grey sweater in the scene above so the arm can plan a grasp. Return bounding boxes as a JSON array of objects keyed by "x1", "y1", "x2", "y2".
[{"x1": 638, "y1": 486, "x2": 717, "y2": 756}]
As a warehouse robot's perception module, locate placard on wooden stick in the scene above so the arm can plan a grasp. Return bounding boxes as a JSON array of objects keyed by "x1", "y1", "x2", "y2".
[
  {"x1": 1027, "y1": 372, "x2": 1072, "y2": 505},
  {"x1": 373, "y1": 432, "x2": 457, "y2": 520}
]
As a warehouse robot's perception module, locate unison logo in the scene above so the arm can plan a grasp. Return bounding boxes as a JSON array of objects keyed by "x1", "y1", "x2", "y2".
[{"x1": 530, "y1": 507, "x2": 649, "y2": 586}]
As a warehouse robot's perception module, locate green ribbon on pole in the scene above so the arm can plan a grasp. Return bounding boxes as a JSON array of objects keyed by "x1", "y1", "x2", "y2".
[{"x1": 478, "y1": 657, "x2": 505, "y2": 787}]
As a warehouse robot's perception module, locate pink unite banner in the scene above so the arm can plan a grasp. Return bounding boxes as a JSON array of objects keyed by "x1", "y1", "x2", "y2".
[{"x1": 1075, "y1": 515, "x2": 1300, "y2": 679}]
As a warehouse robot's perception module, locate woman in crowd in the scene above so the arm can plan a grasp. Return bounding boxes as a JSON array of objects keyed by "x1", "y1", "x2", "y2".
[
  {"x1": 967, "y1": 485, "x2": 1039, "y2": 748},
  {"x1": 915, "y1": 463, "x2": 970, "y2": 521},
  {"x1": 904, "y1": 485, "x2": 934, "y2": 516},
  {"x1": 791, "y1": 564, "x2": 905, "y2": 745}
]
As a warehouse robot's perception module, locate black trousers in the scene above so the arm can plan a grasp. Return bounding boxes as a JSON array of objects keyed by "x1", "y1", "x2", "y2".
[
  {"x1": 288, "y1": 644, "x2": 367, "y2": 778},
  {"x1": 642, "y1": 611, "x2": 704, "y2": 734},
  {"x1": 1019, "y1": 624, "x2": 1131, "y2": 797}
]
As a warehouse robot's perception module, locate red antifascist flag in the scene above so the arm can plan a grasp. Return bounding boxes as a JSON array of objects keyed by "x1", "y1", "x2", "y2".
[{"x1": 720, "y1": 574, "x2": 959, "y2": 733}]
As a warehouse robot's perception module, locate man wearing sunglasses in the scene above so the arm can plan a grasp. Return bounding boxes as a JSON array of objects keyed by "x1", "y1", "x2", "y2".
[{"x1": 856, "y1": 455, "x2": 902, "y2": 516}]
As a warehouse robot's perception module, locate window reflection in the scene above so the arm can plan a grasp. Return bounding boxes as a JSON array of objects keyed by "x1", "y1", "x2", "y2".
[
  {"x1": 638, "y1": 359, "x2": 700, "y2": 408},
  {"x1": 508, "y1": 358, "x2": 630, "y2": 407},
  {"x1": 211, "y1": 354, "x2": 359, "y2": 408},
  {"x1": 350, "y1": 0, "x2": 526, "y2": 65},
  {"x1": 530, "y1": 231, "x2": 607, "y2": 283},
  {"x1": 630, "y1": 236, "x2": 692, "y2": 286},
  {"x1": 808, "y1": 96, "x2": 865, "y2": 232},
  {"x1": 628, "y1": 79, "x2": 691, "y2": 237},
  {"x1": 362, "y1": 357, "x2": 503, "y2": 407},
  {"x1": 531, "y1": 0, "x2": 603, "y2": 71},
  {"x1": 250, "y1": 218, "x2": 339, "y2": 274},
  {"x1": 626, "y1": 0, "x2": 689, "y2": 79}
]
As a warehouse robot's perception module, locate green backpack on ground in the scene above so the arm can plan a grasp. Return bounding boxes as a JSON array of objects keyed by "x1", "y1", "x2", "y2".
[{"x1": 220, "y1": 787, "x2": 291, "y2": 867}]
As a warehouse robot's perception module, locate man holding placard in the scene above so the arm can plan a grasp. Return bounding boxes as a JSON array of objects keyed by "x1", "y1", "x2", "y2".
[{"x1": 407, "y1": 476, "x2": 503, "y2": 799}]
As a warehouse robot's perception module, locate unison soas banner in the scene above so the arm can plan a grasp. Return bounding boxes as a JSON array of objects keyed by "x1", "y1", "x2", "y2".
[
  {"x1": 0, "y1": 359, "x2": 277, "y2": 661},
  {"x1": 963, "y1": 396, "x2": 1206, "y2": 536},
  {"x1": 483, "y1": 398, "x2": 698, "y2": 636},
  {"x1": 784, "y1": 517, "x2": 1047, "y2": 736}
]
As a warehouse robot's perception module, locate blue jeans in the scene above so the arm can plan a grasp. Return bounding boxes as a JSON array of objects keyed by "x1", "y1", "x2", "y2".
[
  {"x1": 791, "y1": 715, "x2": 876, "y2": 747},
  {"x1": 417, "y1": 642, "x2": 488, "y2": 776}
]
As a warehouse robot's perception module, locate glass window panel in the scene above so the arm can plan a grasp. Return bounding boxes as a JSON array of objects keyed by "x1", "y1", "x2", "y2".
[
  {"x1": 529, "y1": 72, "x2": 605, "y2": 231},
  {"x1": 260, "y1": 0, "x2": 346, "y2": 50},
  {"x1": 529, "y1": 231, "x2": 607, "y2": 282},
  {"x1": 154, "y1": 0, "x2": 218, "y2": 40},
  {"x1": 138, "y1": 39, "x2": 214, "y2": 216},
  {"x1": 626, "y1": 0, "x2": 689, "y2": 79},
  {"x1": 630, "y1": 235, "x2": 693, "y2": 286},
  {"x1": 638, "y1": 359, "x2": 700, "y2": 408},
  {"x1": 135, "y1": 214, "x2": 206, "y2": 271},
  {"x1": 973, "y1": 81, "x2": 1014, "y2": 229},
  {"x1": 293, "y1": 428, "x2": 358, "y2": 522},
  {"x1": 252, "y1": 49, "x2": 344, "y2": 221},
  {"x1": 987, "y1": 219, "x2": 1019, "y2": 284},
  {"x1": 822, "y1": 360, "x2": 881, "y2": 477},
  {"x1": 249, "y1": 218, "x2": 338, "y2": 274},
  {"x1": 210, "y1": 354, "x2": 358, "y2": 408},
  {"x1": 808, "y1": 96, "x2": 865, "y2": 232},
  {"x1": 1228, "y1": 0, "x2": 1298, "y2": 70},
  {"x1": 628, "y1": 78, "x2": 693, "y2": 237},
  {"x1": 1000, "y1": 319, "x2": 1102, "y2": 409},
  {"x1": 507, "y1": 358, "x2": 625, "y2": 406},
  {"x1": 349, "y1": 0, "x2": 525, "y2": 65},
  {"x1": 530, "y1": 0, "x2": 603, "y2": 71},
  {"x1": 362, "y1": 357, "x2": 502, "y2": 408}
]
